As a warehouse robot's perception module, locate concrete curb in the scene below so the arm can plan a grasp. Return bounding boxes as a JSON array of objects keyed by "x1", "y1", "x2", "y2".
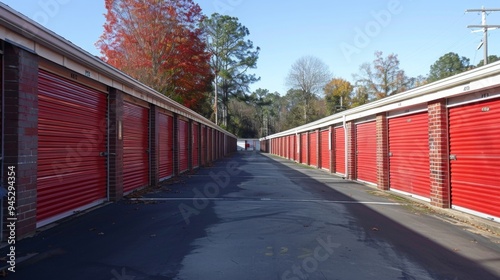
[{"x1": 385, "y1": 190, "x2": 500, "y2": 237}]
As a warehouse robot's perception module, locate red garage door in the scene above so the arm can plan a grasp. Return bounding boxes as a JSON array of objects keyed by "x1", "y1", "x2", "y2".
[
  {"x1": 178, "y1": 119, "x2": 189, "y2": 173},
  {"x1": 158, "y1": 112, "x2": 173, "y2": 180},
  {"x1": 449, "y1": 98, "x2": 500, "y2": 219},
  {"x1": 310, "y1": 131, "x2": 318, "y2": 167},
  {"x1": 335, "y1": 126, "x2": 345, "y2": 174},
  {"x1": 192, "y1": 123, "x2": 199, "y2": 168},
  {"x1": 300, "y1": 133, "x2": 307, "y2": 164},
  {"x1": 356, "y1": 121, "x2": 377, "y2": 184},
  {"x1": 123, "y1": 101, "x2": 149, "y2": 193},
  {"x1": 389, "y1": 112, "x2": 429, "y2": 199},
  {"x1": 320, "y1": 129, "x2": 330, "y2": 170},
  {"x1": 37, "y1": 70, "x2": 107, "y2": 225}
]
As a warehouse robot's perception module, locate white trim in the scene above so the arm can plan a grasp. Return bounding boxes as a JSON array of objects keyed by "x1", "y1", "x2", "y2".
[
  {"x1": 387, "y1": 104, "x2": 428, "y2": 119},
  {"x1": 36, "y1": 199, "x2": 106, "y2": 228},
  {"x1": 354, "y1": 115, "x2": 376, "y2": 125},
  {"x1": 452, "y1": 205, "x2": 500, "y2": 223},
  {"x1": 447, "y1": 91, "x2": 500, "y2": 108},
  {"x1": 390, "y1": 189, "x2": 431, "y2": 203}
]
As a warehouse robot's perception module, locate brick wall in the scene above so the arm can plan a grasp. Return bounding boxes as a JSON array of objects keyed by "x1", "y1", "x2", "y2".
[
  {"x1": 428, "y1": 100, "x2": 450, "y2": 208},
  {"x1": 149, "y1": 105, "x2": 158, "y2": 187},
  {"x1": 376, "y1": 114, "x2": 389, "y2": 190},
  {"x1": 346, "y1": 122, "x2": 356, "y2": 180},
  {"x1": 3, "y1": 43, "x2": 39, "y2": 238},
  {"x1": 329, "y1": 126, "x2": 335, "y2": 173}
]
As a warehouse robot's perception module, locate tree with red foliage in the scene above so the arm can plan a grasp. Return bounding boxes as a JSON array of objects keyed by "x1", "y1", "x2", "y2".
[{"x1": 96, "y1": 0, "x2": 213, "y2": 111}]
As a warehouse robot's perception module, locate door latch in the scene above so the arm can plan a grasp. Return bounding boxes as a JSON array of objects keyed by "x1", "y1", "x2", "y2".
[{"x1": 449, "y1": 154, "x2": 457, "y2": 161}]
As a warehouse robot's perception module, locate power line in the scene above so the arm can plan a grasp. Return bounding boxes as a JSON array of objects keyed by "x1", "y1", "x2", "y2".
[{"x1": 466, "y1": 7, "x2": 500, "y2": 65}]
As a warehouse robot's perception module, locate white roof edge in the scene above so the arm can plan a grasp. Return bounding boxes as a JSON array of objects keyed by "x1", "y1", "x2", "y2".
[
  {"x1": 0, "y1": 3, "x2": 236, "y2": 138},
  {"x1": 262, "y1": 59, "x2": 500, "y2": 140}
]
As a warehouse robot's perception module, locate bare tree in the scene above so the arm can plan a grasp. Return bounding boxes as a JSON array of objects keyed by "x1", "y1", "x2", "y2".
[
  {"x1": 286, "y1": 56, "x2": 331, "y2": 122},
  {"x1": 353, "y1": 51, "x2": 408, "y2": 101}
]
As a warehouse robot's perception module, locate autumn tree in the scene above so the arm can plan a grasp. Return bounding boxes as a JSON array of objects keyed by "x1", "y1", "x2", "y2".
[
  {"x1": 96, "y1": 0, "x2": 212, "y2": 111},
  {"x1": 354, "y1": 51, "x2": 408, "y2": 101},
  {"x1": 202, "y1": 13, "x2": 260, "y2": 127},
  {"x1": 286, "y1": 56, "x2": 331, "y2": 123},
  {"x1": 324, "y1": 78, "x2": 353, "y2": 114},
  {"x1": 428, "y1": 52, "x2": 470, "y2": 83}
]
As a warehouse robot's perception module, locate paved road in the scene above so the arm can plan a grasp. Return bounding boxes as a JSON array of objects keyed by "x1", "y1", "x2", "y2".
[{"x1": 3, "y1": 152, "x2": 500, "y2": 279}]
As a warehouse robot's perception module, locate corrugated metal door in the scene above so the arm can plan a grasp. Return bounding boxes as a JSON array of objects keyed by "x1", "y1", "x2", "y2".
[
  {"x1": 290, "y1": 135, "x2": 296, "y2": 161},
  {"x1": 320, "y1": 129, "x2": 330, "y2": 170},
  {"x1": 310, "y1": 131, "x2": 318, "y2": 167},
  {"x1": 192, "y1": 123, "x2": 199, "y2": 168},
  {"x1": 335, "y1": 127, "x2": 345, "y2": 174},
  {"x1": 123, "y1": 101, "x2": 149, "y2": 193},
  {"x1": 449, "y1": 98, "x2": 500, "y2": 219},
  {"x1": 300, "y1": 133, "x2": 307, "y2": 163},
  {"x1": 201, "y1": 126, "x2": 206, "y2": 166},
  {"x1": 389, "y1": 112, "x2": 429, "y2": 199},
  {"x1": 37, "y1": 70, "x2": 107, "y2": 223},
  {"x1": 158, "y1": 112, "x2": 173, "y2": 180},
  {"x1": 356, "y1": 121, "x2": 377, "y2": 184},
  {"x1": 178, "y1": 119, "x2": 189, "y2": 173}
]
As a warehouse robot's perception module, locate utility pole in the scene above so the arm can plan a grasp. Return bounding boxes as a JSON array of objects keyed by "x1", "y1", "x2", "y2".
[{"x1": 466, "y1": 7, "x2": 500, "y2": 65}]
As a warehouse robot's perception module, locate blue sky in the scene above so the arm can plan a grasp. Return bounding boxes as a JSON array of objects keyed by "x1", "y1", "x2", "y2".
[{"x1": 2, "y1": 0, "x2": 500, "y2": 94}]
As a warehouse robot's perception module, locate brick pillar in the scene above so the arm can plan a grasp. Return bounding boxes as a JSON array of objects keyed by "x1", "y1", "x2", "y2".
[
  {"x1": 428, "y1": 100, "x2": 450, "y2": 208},
  {"x1": 108, "y1": 88, "x2": 124, "y2": 201},
  {"x1": 330, "y1": 126, "x2": 335, "y2": 173},
  {"x1": 188, "y1": 119, "x2": 193, "y2": 171},
  {"x1": 316, "y1": 129, "x2": 320, "y2": 168},
  {"x1": 173, "y1": 114, "x2": 179, "y2": 176},
  {"x1": 346, "y1": 122, "x2": 356, "y2": 180},
  {"x1": 149, "y1": 105, "x2": 158, "y2": 187},
  {"x1": 376, "y1": 114, "x2": 389, "y2": 190},
  {"x1": 3, "y1": 43, "x2": 39, "y2": 238},
  {"x1": 306, "y1": 132, "x2": 310, "y2": 165}
]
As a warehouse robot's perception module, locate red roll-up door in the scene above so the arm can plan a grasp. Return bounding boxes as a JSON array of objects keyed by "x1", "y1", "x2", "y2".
[
  {"x1": 123, "y1": 101, "x2": 149, "y2": 193},
  {"x1": 37, "y1": 70, "x2": 107, "y2": 224},
  {"x1": 300, "y1": 133, "x2": 307, "y2": 164},
  {"x1": 201, "y1": 126, "x2": 206, "y2": 165},
  {"x1": 178, "y1": 119, "x2": 189, "y2": 173},
  {"x1": 320, "y1": 129, "x2": 330, "y2": 170},
  {"x1": 389, "y1": 112, "x2": 429, "y2": 199},
  {"x1": 310, "y1": 131, "x2": 318, "y2": 167},
  {"x1": 289, "y1": 135, "x2": 295, "y2": 161},
  {"x1": 449, "y1": 98, "x2": 500, "y2": 219},
  {"x1": 158, "y1": 113, "x2": 173, "y2": 180},
  {"x1": 192, "y1": 123, "x2": 199, "y2": 168},
  {"x1": 356, "y1": 121, "x2": 377, "y2": 184},
  {"x1": 335, "y1": 127, "x2": 345, "y2": 174}
]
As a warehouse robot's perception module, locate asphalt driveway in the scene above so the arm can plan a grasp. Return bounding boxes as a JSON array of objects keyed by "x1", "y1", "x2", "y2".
[{"x1": 2, "y1": 151, "x2": 500, "y2": 279}]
